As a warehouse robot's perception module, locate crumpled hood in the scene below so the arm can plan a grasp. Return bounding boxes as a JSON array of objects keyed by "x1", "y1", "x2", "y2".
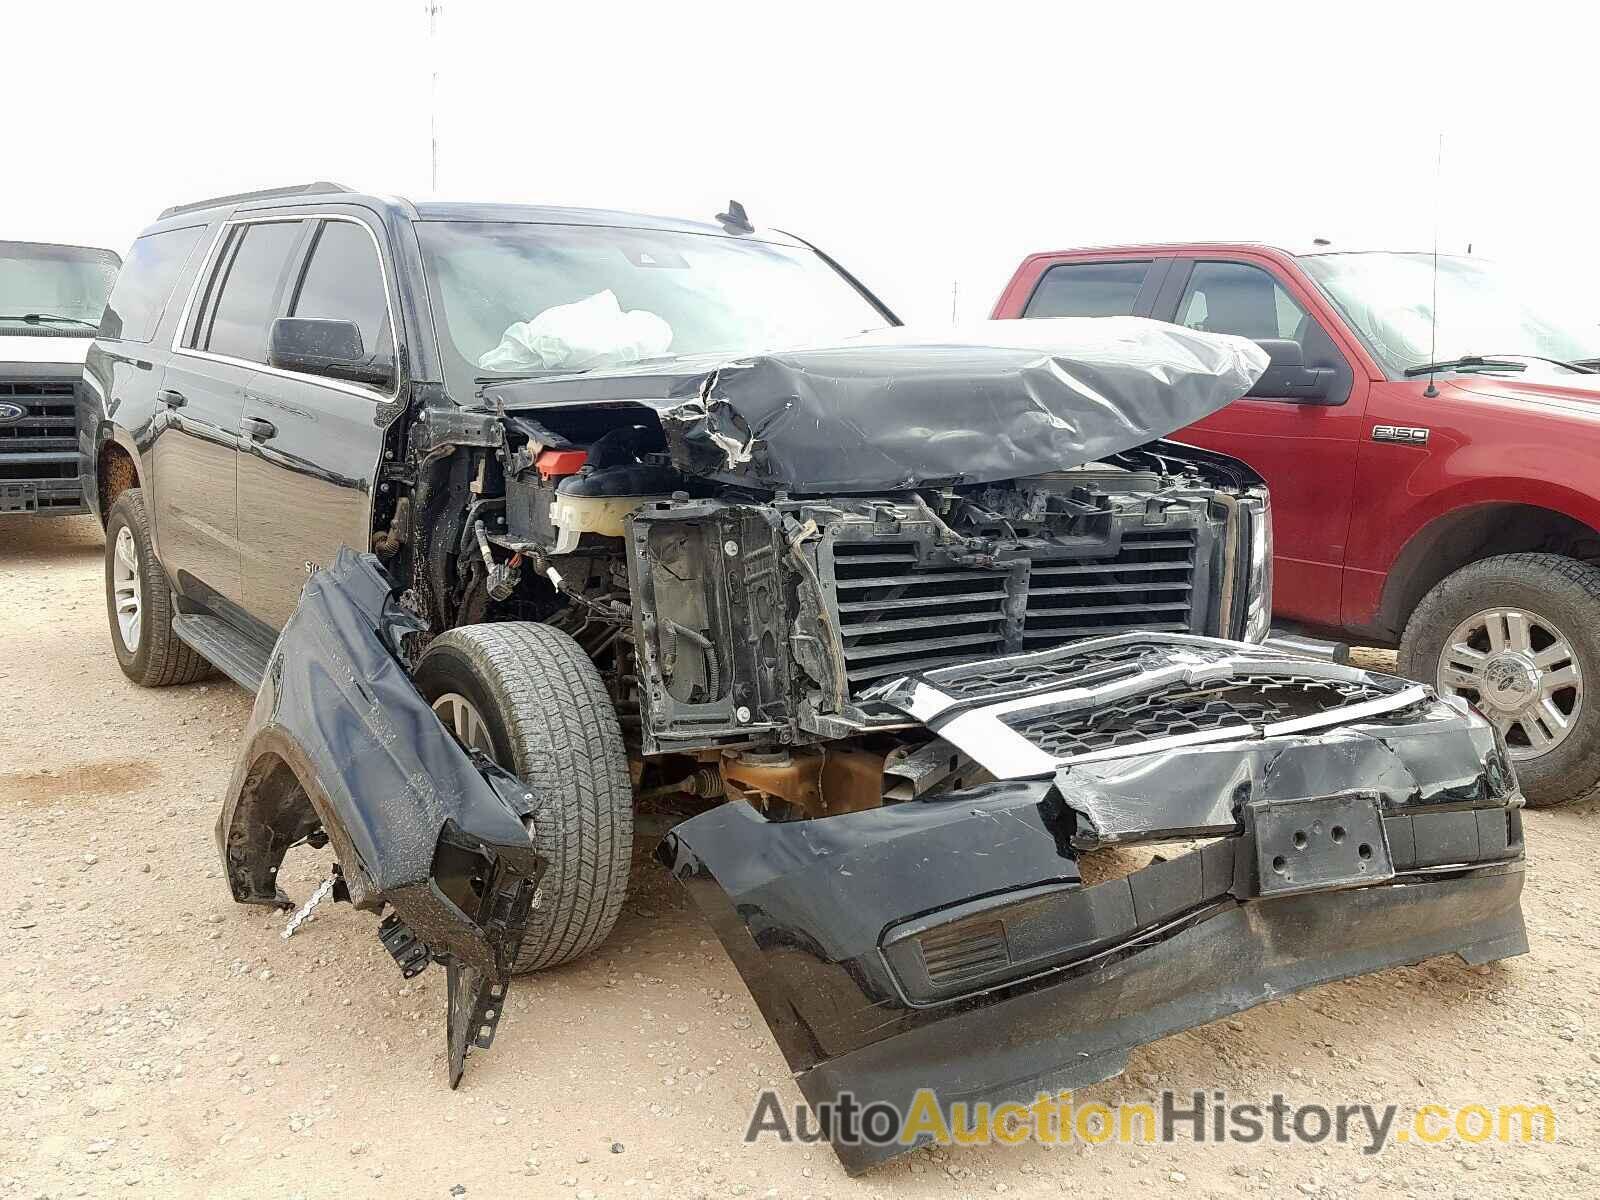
[{"x1": 486, "y1": 317, "x2": 1267, "y2": 492}]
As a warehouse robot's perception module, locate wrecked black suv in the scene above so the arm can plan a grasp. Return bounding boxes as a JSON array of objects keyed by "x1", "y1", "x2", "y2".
[{"x1": 84, "y1": 184, "x2": 1527, "y2": 1172}]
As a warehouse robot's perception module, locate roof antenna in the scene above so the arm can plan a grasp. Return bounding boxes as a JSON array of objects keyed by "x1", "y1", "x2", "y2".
[
  {"x1": 1424, "y1": 132, "x2": 1443, "y2": 399},
  {"x1": 716, "y1": 200, "x2": 754, "y2": 234}
]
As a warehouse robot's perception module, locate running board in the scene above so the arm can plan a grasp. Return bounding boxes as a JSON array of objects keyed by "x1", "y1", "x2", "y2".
[{"x1": 171, "y1": 613, "x2": 276, "y2": 693}]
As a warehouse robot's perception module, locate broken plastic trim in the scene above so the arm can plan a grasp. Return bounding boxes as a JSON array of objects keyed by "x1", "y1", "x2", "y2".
[
  {"x1": 215, "y1": 548, "x2": 547, "y2": 1086},
  {"x1": 662, "y1": 639, "x2": 1527, "y2": 1173}
]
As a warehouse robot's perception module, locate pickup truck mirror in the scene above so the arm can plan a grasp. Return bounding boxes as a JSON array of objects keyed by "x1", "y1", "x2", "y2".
[
  {"x1": 269, "y1": 317, "x2": 393, "y2": 389},
  {"x1": 1246, "y1": 338, "x2": 1337, "y2": 404}
]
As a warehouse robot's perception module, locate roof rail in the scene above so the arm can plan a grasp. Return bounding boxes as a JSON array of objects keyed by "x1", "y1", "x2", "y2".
[{"x1": 158, "y1": 181, "x2": 354, "y2": 221}]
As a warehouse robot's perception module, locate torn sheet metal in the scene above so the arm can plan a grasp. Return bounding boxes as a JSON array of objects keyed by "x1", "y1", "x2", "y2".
[
  {"x1": 663, "y1": 638, "x2": 1527, "y2": 1173},
  {"x1": 216, "y1": 548, "x2": 545, "y2": 1085},
  {"x1": 486, "y1": 317, "x2": 1268, "y2": 493}
]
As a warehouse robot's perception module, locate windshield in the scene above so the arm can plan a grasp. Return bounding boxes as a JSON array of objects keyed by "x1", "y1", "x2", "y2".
[
  {"x1": 417, "y1": 221, "x2": 891, "y2": 388},
  {"x1": 0, "y1": 241, "x2": 120, "y2": 336},
  {"x1": 1299, "y1": 251, "x2": 1600, "y2": 374}
]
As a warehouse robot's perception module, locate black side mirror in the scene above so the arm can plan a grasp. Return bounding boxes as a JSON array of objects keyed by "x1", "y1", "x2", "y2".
[
  {"x1": 1247, "y1": 338, "x2": 1336, "y2": 403},
  {"x1": 269, "y1": 317, "x2": 393, "y2": 389}
]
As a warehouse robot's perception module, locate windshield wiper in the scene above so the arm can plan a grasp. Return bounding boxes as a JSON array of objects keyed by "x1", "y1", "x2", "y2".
[
  {"x1": 0, "y1": 312, "x2": 99, "y2": 329},
  {"x1": 1403, "y1": 355, "x2": 1527, "y2": 378}
]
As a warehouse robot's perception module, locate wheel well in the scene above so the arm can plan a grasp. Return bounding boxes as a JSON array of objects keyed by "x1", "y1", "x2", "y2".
[
  {"x1": 98, "y1": 441, "x2": 140, "y2": 526},
  {"x1": 1377, "y1": 504, "x2": 1600, "y2": 640}
]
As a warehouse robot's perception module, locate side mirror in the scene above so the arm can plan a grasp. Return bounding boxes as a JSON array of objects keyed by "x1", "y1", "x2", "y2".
[
  {"x1": 269, "y1": 317, "x2": 393, "y2": 389},
  {"x1": 1247, "y1": 338, "x2": 1336, "y2": 403}
]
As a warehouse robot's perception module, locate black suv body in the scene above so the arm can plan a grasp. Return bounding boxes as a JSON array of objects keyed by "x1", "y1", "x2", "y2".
[{"x1": 84, "y1": 185, "x2": 1527, "y2": 1172}]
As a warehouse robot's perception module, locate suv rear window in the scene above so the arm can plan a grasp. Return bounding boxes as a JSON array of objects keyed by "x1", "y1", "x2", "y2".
[
  {"x1": 1023, "y1": 261, "x2": 1151, "y2": 318},
  {"x1": 195, "y1": 220, "x2": 304, "y2": 363},
  {"x1": 99, "y1": 226, "x2": 203, "y2": 343}
]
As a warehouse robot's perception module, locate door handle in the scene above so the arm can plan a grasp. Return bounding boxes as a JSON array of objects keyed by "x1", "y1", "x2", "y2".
[
  {"x1": 242, "y1": 416, "x2": 278, "y2": 441},
  {"x1": 158, "y1": 388, "x2": 187, "y2": 409}
]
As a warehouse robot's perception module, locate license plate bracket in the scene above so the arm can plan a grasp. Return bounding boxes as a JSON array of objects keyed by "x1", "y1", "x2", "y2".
[
  {"x1": 1253, "y1": 791, "x2": 1394, "y2": 897},
  {"x1": 0, "y1": 483, "x2": 38, "y2": 513}
]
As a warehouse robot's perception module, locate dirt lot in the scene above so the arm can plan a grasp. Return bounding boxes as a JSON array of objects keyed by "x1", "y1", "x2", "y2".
[{"x1": 3, "y1": 516, "x2": 1598, "y2": 1199}]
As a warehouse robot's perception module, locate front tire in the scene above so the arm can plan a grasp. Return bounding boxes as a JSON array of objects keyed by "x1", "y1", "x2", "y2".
[
  {"x1": 414, "y1": 622, "x2": 634, "y2": 972},
  {"x1": 103, "y1": 489, "x2": 212, "y2": 687},
  {"x1": 1399, "y1": 553, "x2": 1600, "y2": 807}
]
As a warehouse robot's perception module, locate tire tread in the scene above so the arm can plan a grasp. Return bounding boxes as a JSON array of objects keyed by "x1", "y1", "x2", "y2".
[{"x1": 418, "y1": 622, "x2": 633, "y2": 971}]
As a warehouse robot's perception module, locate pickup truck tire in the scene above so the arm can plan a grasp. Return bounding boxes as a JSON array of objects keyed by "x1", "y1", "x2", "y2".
[
  {"x1": 1400, "y1": 552, "x2": 1600, "y2": 808},
  {"x1": 413, "y1": 622, "x2": 633, "y2": 972},
  {"x1": 103, "y1": 489, "x2": 213, "y2": 688}
]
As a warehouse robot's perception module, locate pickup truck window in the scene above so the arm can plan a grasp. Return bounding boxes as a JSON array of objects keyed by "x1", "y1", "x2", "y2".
[
  {"x1": 194, "y1": 220, "x2": 304, "y2": 364},
  {"x1": 1023, "y1": 261, "x2": 1152, "y2": 318},
  {"x1": 288, "y1": 220, "x2": 395, "y2": 388},
  {"x1": 1177, "y1": 261, "x2": 1307, "y2": 341},
  {"x1": 99, "y1": 226, "x2": 203, "y2": 344},
  {"x1": 0, "y1": 241, "x2": 120, "y2": 338}
]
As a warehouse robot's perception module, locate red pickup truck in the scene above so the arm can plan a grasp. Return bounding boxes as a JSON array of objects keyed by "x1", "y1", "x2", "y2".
[{"x1": 994, "y1": 244, "x2": 1600, "y2": 806}]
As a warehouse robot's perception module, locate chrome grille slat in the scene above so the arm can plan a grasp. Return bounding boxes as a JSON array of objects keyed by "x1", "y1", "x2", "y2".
[{"x1": 824, "y1": 527, "x2": 1204, "y2": 696}]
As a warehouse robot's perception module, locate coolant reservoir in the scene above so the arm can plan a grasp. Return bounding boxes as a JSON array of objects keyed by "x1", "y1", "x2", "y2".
[{"x1": 549, "y1": 462, "x2": 680, "y2": 553}]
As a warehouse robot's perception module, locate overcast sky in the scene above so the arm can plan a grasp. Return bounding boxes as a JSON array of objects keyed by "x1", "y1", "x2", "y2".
[{"x1": 7, "y1": 1, "x2": 1597, "y2": 324}]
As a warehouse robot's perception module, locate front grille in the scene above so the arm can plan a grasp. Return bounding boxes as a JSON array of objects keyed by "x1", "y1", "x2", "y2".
[
  {"x1": 1023, "y1": 529, "x2": 1198, "y2": 641},
  {"x1": 0, "y1": 380, "x2": 77, "y2": 453},
  {"x1": 824, "y1": 527, "x2": 1202, "y2": 694},
  {"x1": 827, "y1": 541, "x2": 1014, "y2": 687},
  {"x1": 926, "y1": 636, "x2": 1235, "y2": 702},
  {"x1": 1004, "y1": 672, "x2": 1394, "y2": 759}
]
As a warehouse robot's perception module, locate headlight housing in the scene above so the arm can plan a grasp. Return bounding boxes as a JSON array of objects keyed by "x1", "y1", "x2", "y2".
[{"x1": 1242, "y1": 491, "x2": 1273, "y2": 643}]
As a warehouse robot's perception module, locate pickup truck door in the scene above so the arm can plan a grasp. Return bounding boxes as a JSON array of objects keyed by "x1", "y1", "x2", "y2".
[
  {"x1": 158, "y1": 218, "x2": 309, "y2": 609},
  {"x1": 1151, "y1": 257, "x2": 1370, "y2": 630},
  {"x1": 235, "y1": 215, "x2": 399, "y2": 629}
]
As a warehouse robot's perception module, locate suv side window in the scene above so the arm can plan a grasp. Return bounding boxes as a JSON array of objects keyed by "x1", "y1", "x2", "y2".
[
  {"x1": 1024, "y1": 261, "x2": 1152, "y2": 318},
  {"x1": 193, "y1": 220, "x2": 304, "y2": 363},
  {"x1": 99, "y1": 226, "x2": 206, "y2": 343},
  {"x1": 287, "y1": 220, "x2": 395, "y2": 389},
  {"x1": 1177, "y1": 261, "x2": 1305, "y2": 340}
]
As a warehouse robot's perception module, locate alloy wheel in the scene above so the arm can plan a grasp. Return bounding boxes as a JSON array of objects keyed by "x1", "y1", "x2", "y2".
[
  {"x1": 1435, "y1": 606, "x2": 1583, "y2": 759},
  {"x1": 112, "y1": 526, "x2": 142, "y2": 653},
  {"x1": 431, "y1": 692, "x2": 498, "y2": 759}
]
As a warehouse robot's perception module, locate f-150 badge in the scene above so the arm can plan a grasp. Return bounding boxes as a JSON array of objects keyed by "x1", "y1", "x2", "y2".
[{"x1": 1372, "y1": 424, "x2": 1430, "y2": 445}]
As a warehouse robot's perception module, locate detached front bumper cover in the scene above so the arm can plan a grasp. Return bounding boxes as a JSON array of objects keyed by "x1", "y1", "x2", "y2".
[
  {"x1": 216, "y1": 548, "x2": 547, "y2": 1085},
  {"x1": 661, "y1": 634, "x2": 1528, "y2": 1174}
]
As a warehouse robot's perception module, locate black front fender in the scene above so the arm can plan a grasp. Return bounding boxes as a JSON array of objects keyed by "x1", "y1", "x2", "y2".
[{"x1": 215, "y1": 548, "x2": 544, "y2": 975}]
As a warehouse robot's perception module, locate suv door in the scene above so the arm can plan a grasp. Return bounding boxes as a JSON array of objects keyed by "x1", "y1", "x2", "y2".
[
  {"x1": 1156, "y1": 258, "x2": 1368, "y2": 628},
  {"x1": 235, "y1": 214, "x2": 400, "y2": 629},
  {"x1": 160, "y1": 218, "x2": 308, "y2": 608}
]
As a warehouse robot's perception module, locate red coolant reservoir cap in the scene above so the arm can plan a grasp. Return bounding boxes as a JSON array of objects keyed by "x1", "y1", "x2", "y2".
[{"x1": 535, "y1": 449, "x2": 588, "y2": 479}]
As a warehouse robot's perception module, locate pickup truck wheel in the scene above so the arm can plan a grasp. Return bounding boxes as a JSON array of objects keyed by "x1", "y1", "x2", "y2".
[
  {"x1": 1400, "y1": 553, "x2": 1600, "y2": 808},
  {"x1": 103, "y1": 489, "x2": 213, "y2": 687},
  {"x1": 414, "y1": 622, "x2": 633, "y2": 972}
]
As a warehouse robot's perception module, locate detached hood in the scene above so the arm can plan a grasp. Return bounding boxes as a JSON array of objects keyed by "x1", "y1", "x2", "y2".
[{"x1": 486, "y1": 317, "x2": 1267, "y2": 493}]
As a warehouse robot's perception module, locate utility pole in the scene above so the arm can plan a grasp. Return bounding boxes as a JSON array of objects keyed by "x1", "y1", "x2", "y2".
[{"x1": 427, "y1": 1, "x2": 442, "y2": 194}]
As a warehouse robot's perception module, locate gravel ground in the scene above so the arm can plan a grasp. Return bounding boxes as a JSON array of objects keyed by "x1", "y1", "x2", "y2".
[{"x1": 3, "y1": 516, "x2": 1598, "y2": 1199}]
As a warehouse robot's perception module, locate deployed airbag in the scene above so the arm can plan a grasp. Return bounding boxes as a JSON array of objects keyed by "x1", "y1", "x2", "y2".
[{"x1": 478, "y1": 289, "x2": 673, "y2": 372}]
